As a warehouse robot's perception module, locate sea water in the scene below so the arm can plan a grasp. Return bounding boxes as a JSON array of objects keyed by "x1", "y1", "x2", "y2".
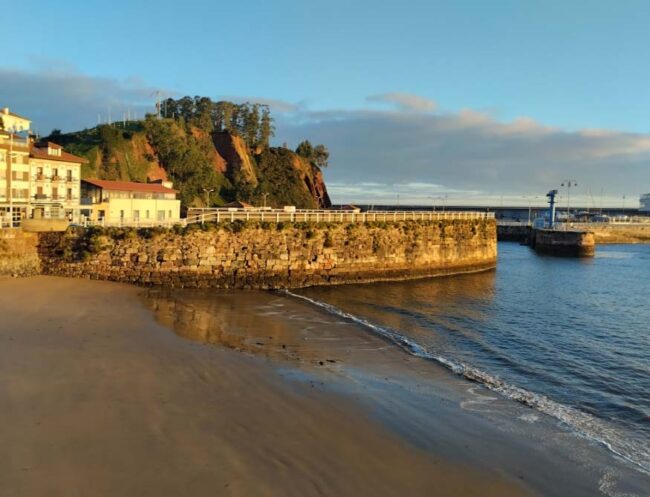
[{"x1": 294, "y1": 243, "x2": 650, "y2": 475}]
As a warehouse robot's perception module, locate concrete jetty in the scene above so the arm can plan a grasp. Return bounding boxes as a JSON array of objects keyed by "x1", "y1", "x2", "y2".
[{"x1": 530, "y1": 229, "x2": 595, "y2": 257}]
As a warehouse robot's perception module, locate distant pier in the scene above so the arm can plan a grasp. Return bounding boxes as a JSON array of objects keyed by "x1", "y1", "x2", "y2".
[{"x1": 530, "y1": 229, "x2": 595, "y2": 257}]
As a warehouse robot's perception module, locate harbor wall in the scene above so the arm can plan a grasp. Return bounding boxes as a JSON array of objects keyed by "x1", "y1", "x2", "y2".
[
  {"x1": 532, "y1": 229, "x2": 595, "y2": 257},
  {"x1": 0, "y1": 230, "x2": 40, "y2": 277},
  {"x1": 497, "y1": 224, "x2": 531, "y2": 242},
  {"x1": 37, "y1": 219, "x2": 497, "y2": 289},
  {"x1": 568, "y1": 223, "x2": 650, "y2": 244}
]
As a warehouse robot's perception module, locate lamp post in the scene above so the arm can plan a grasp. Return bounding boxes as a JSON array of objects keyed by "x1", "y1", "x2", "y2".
[
  {"x1": 522, "y1": 195, "x2": 540, "y2": 225},
  {"x1": 261, "y1": 192, "x2": 269, "y2": 208},
  {"x1": 202, "y1": 188, "x2": 214, "y2": 208},
  {"x1": 561, "y1": 180, "x2": 577, "y2": 220}
]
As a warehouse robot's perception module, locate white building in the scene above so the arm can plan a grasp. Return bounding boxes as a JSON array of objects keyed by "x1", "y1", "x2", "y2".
[
  {"x1": 29, "y1": 141, "x2": 85, "y2": 221},
  {"x1": 81, "y1": 179, "x2": 181, "y2": 224},
  {"x1": 1, "y1": 108, "x2": 86, "y2": 225},
  {"x1": 640, "y1": 194, "x2": 650, "y2": 213}
]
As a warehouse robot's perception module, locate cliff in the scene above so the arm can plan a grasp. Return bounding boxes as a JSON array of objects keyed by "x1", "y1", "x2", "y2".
[{"x1": 46, "y1": 120, "x2": 331, "y2": 210}]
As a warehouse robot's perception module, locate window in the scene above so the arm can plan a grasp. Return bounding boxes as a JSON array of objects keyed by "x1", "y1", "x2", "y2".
[
  {"x1": 145, "y1": 210, "x2": 150, "y2": 219},
  {"x1": 120, "y1": 210, "x2": 125, "y2": 219},
  {"x1": 52, "y1": 168, "x2": 59, "y2": 179},
  {"x1": 168, "y1": 210, "x2": 172, "y2": 219},
  {"x1": 37, "y1": 167, "x2": 44, "y2": 179},
  {"x1": 67, "y1": 188, "x2": 72, "y2": 200},
  {"x1": 157, "y1": 210, "x2": 165, "y2": 221},
  {"x1": 52, "y1": 188, "x2": 59, "y2": 200},
  {"x1": 66, "y1": 170, "x2": 73, "y2": 181},
  {"x1": 133, "y1": 210, "x2": 140, "y2": 221}
]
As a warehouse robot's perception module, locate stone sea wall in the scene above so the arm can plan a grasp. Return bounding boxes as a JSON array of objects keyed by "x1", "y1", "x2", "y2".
[
  {"x1": 0, "y1": 230, "x2": 40, "y2": 277},
  {"x1": 38, "y1": 219, "x2": 497, "y2": 289},
  {"x1": 533, "y1": 229, "x2": 595, "y2": 257},
  {"x1": 569, "y1": 223, "x2": 650, "y2": 244}
]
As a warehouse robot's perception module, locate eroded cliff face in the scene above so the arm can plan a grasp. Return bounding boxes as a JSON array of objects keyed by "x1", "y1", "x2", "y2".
[
  {"x1": 211, "y1": 131, "x2": 258, "y2": 185},
  {"x1": 291, "y1": 155, "x2": 331, "y2": 208}
]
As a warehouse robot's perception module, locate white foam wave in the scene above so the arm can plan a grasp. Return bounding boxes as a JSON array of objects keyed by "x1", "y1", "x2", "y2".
[{"x1": 283, "y1": 290, "x2": 650, "y2": 476}]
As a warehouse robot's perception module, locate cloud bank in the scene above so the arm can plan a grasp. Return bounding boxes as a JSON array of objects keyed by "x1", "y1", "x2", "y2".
[
  {"x1": 275, "y1": 99, "x2": 650, "y2": 205},
  {"x1": 2, "y1": 68, "x2": 648, "y2": 206}
]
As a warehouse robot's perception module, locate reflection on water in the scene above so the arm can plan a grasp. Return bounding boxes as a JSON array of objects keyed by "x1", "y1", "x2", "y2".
[{"x1": 144, "y1": 288, "x2": 424, "y2": 369}]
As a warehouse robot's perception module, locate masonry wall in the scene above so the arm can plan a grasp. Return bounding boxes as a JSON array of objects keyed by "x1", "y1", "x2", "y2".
[
  {"x1": 38, "y1": 219, "x2": 497, "y2": 289},
  {"x1": 0, "y1": 230, "x2": 40, "y2": 277}
]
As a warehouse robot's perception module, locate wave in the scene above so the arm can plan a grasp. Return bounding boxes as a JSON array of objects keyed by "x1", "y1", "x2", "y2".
[{"x1": 283, "y1": 290, "x2": 650, "y2": 476}]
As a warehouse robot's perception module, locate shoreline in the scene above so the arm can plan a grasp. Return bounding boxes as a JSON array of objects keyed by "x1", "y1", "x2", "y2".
[
  {"x1": 0, "y1": 275, "x2": 527, "y2": 497},
  {"x1": 3, "y1": 275, "x2": 648, "y2": 496}
]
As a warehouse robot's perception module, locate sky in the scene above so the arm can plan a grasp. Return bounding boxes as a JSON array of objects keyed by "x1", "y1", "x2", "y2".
[{"x1": 2, "y1": 0, "x2": 650, "y2": 207}]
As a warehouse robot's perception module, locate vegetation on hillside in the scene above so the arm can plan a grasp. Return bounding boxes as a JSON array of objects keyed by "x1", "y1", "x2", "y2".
[{"x1": 43, "y1": 97, "x2": 331, "y2": 210}]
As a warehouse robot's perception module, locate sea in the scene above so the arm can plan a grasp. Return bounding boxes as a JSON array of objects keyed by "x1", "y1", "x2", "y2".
[
  {"x1": 293, "y1": 242, "x2": 650, "y2": 477},
  {"x1": 146, "y1": 241, "x2": 650, "y2": 495}
]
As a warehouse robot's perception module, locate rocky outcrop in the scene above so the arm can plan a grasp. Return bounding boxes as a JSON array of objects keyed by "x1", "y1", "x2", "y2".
[
  {"x1": 212, "y1": 131, "x2": 258, "y2": 185},
  {"x1": 38, "y1": 219, "x2": 496, "y2": 289},
  {"x1": 291, "y1": 156, "x2": 331, "y2": 208}
]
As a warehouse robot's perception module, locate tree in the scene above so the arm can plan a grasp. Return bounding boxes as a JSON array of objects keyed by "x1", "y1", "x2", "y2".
[
  {"x1": 296, "y1": 140, "x2": 314, "y2": 159},
  {"x1": 313, "y1": 144, "x2": 330, "y2": 168},
  {"x1": 259, "y1": 105, "x2": 274, "y2": 148}
]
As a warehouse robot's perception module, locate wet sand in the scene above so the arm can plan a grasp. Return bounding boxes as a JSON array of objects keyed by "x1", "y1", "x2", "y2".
[{"x1": 0, "y1": 276, "x2": 528, "y2": 497}]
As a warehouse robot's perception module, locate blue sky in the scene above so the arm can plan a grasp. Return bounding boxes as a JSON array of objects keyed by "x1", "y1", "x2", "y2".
[{"x1": 3, "y1": 0, "x2": 650, "y2": 206}]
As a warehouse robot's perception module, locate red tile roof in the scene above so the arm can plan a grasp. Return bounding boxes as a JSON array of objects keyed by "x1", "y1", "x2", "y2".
[
  {"x1": 82, "y1": 178, "x2": 178, "y2": 194},
  {"x1": 30, "y1": 145, "x2": 89, "y2": 164},
  {"x1": 36, "y1": 141, "x2": 63, "y2": 149}
]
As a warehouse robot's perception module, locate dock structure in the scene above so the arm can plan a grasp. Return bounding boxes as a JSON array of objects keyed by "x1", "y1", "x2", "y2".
[{"x1": 530, "y1": 229, "x2": 595, "y2": 257}]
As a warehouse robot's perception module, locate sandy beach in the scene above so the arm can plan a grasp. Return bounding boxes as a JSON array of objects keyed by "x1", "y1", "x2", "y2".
[{"x1": 0, "y1": 276, "x2": 528, "y2": 497}]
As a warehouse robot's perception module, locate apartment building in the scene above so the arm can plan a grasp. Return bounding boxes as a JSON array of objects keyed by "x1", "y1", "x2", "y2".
[
  {"x1": 29, "y1": 141, "x2": 86, "y2": 220},
  {"x1": 0, "y1": 108, "x2": 87, "y2": 224},
  {"x1": 80, "y1": 179, "x2": 181, "y2": 224}
]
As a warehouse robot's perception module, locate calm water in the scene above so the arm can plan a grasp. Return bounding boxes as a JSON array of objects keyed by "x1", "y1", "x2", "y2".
[{"x1": 295, "y1": 243, "x2": 650, "y2": 474}]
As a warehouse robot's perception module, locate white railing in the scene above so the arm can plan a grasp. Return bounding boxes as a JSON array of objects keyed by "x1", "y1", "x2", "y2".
[
  {"x1": 3, "y1": 209, "x2": 494, "y2": 230},
  {"x1": 184, "y1": 208, "x2": 494, "y2": 226},
  {"x1": 81, "y1": 218, "x2": 185, "y2": 228}
]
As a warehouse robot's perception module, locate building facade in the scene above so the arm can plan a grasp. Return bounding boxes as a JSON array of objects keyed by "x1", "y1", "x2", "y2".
[
  {"x1": 1, "y1": 108, "x2": 86, "y2": 225},
  {"x1": 641, "y1": 194, "x2": 650, "y2": 213},
  {"x1": 81, "y1": 179, "x2": 181, "y2": 224}
]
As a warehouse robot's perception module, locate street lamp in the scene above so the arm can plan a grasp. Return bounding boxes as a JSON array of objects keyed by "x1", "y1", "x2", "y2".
[
  {"x1": 561, "y1": 180, "x2": 578, "y2": 219},
  {"x1": 522, "y1": 195, "x2": 540, "y2": 225},
  {"x1": 261, "y1": 192, "x2": 269, "y2": 208},
  {"x1": 202, "y1": 188, "x2": 214, "y2": 208}
]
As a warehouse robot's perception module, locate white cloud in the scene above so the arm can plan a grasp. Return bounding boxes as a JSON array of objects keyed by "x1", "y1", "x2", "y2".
[
  {"x1": 367, "y1": 92, "x2": 437, "y2": 113},
  {"x1": 0, "y1": 66, "x2": 167, "y2": 133},
  {"x1": 277, "y1": 101, "x2": 650, "y2": 204}
]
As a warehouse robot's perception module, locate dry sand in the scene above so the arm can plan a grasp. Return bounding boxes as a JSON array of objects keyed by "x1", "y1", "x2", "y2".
[{"x1": 0, "y1": 276, "x2": 531, "y2": 497}]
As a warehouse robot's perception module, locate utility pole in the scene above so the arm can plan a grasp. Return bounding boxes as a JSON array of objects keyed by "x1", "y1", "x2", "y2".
[
  {"x1": 561, "y1": 180, "x2": 577, "y2": 219},
  {"x1": 7, "y1": 129, "x2": 13, "y2": 226}
]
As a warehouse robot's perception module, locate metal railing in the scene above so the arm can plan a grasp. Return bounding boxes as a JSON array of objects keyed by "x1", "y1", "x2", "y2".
[
  {"x1": 3, "y1": 208, "x2": 494, "y2": 230},
  {"x1": 185, "y1": 208, "x2": 494, "y2": 225}
]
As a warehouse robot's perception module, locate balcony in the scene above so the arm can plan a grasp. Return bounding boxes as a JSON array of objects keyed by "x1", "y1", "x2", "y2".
[{"x1": 34, "y1": 193, "x2": 48, "y2": 200}]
